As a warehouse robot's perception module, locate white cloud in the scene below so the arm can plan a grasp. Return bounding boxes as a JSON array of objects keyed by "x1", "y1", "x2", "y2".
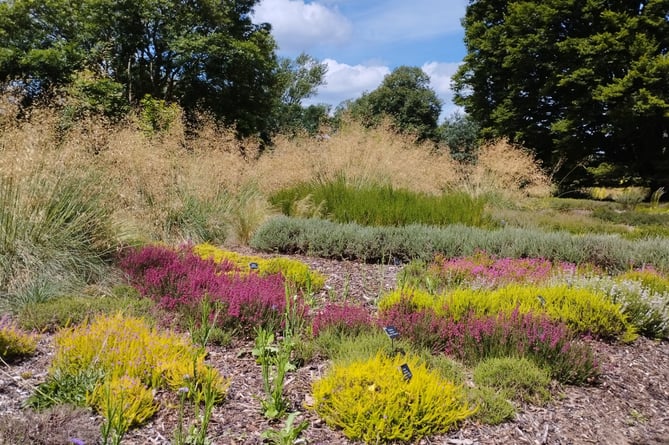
[
  {"x1": 253, "y1": 0, "x2": 353, "y2": 53},
  {"x1": 304, "y1": 59, "x2": 390, "y2": 107},
  {"x1": 422, "y1": 61, "x2": 463, "y2": 118}
]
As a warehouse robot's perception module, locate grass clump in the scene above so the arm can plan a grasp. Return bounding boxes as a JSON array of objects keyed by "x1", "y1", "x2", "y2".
[
  {"x1": 473, "y1": 357, "x2": 552, "y2": 405},
  {"x1": 0, "y1": 315, "x2": 38, "y2": 362},
  {"x1": 270, "y1": 177, "x2": 492, "y2": 228},
  {"x1": 0, "y1": 173, "x2": 121, "y2": 312},
  {"x1": 310, "y1": 352, "x2": 475, "y2": 443}
]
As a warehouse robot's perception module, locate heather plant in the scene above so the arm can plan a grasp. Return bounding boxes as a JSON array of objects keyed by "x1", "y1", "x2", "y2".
[
  {"x1": 309, "y1": 352, "x2": 475, "y2": 443},
  {"x1": 0, "y1": 315, "x2": 38, "y2": 362},
  {"x1": 473, "y1": 357, "x2": 552, "y2": 405},
  {"x1": 467, "y1": 386, "x2": 516, "y2": 425},
  {"x1": 31, "y1": 313, "x2": 229, "y2": 417},
  {"x1": 16, "y1": 291, "x2": 155, "y2": 333},
  {"x1": 89, "y1": 375, "x2": 158, "y2": 445},
  {"x1": 380, "y1": 284, "x2": 635, "y2": 340},
  {"x1": 567, "y1": 274, "x2": 669, "y2": 339},
  {"x1": 119, "y1": 244, "x2": 289, "y2": 335},
  {"x1": 311, "y1": 302, "x2": 374, "y2": 337},
  {"x1": 193, "y1": 243, "x2": 325, "y2": 291},
  {"x1": 270, "y1": 177, "x2": 492, "y2": 227},
  {"x1": 379, "y1": 304, "x2": 600, "y2": 384}
]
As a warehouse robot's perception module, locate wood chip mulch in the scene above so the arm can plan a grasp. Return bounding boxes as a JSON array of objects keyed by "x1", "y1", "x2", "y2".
[{"x1": 1, "y1": 251, "x2": 668, "y2": 445}]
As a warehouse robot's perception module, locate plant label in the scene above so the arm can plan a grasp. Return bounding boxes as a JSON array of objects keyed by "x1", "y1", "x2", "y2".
[
  {"x1": 400, "y1": 363, "x2": 412, "y2": 381},
  {"x1": 384, "y1": 326, "x2": 400, "y2": 340}
]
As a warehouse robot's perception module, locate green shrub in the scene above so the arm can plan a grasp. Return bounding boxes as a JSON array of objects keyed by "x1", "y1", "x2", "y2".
[
  {"x1": 163, "y1": 186, "x2": 231, "y2": 244},
  {"x1": 380, "y1": 285, "x2": 635, "y2": 340},
  {"x1": 251, "y1": 216, "x2": 669, "y2": 270},
  {"x1": 593, "y1": 207, "x2": 669, "y2": 227},
  {"x1": 0, "y1": 315, "x2": 38, "y2": 362},
  {"x1": 473, "y1": 357, "x2": 552, "y2": 405},
  {"x1": 29, "y1": 313, "x2": 229, "y2": 421},
  {"x1": 270, "y1": 178, "x2": 492, "y2": 227},
  {"x1": 17, "y1": 292, "x2": 155, "y2": 333},
  {"x1": 193, "y1": 243, "x2": 325, "y2": 291},
  {"x1": 310, "y1": 352, "x2": 475, "y2": 443},
  {"x1": 467, "y1": 386, "x2": 516, "y2": 425}
]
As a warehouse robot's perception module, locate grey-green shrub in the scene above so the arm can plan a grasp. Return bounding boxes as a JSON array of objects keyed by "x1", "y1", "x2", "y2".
[
  {"x1": 473, "y1": 357, "x2": 552, "y2": 405},
  {"x1": 251, "y1": 216, "x2": 669, "y2": 270}
]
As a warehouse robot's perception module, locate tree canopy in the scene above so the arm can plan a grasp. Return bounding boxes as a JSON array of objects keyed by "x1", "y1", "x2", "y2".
[
  {"x1": 346, "y1": 66, "x2": 442, "y2": 141},
  {"x1": 0, "y1": 0, "x2": 286, "y2": 137},
  {"x1": 453, "y1": 0, "x2": 669, "y2": 187}
]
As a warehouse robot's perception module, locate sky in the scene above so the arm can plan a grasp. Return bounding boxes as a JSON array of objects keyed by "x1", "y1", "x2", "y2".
[{"x1": 252, "y1": 0, "x2": 469, "y2": 120}]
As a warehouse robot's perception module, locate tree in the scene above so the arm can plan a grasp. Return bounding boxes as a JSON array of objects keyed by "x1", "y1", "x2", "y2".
[
  {"x1": 439, "y1": 112, "x2": 481, "y2": 161},
  {"x1": 271, "y1": 53, "x2": 328, "y2": 135},
  {"x1": 348, "y1": 66, "x2": 442, "y2": 141},
  {"x1": 0, "y1": 0, "x2": 280, "y2": 138},
  {"x1": 453, "y1": 0, "x2": 669, "y2": 188}
]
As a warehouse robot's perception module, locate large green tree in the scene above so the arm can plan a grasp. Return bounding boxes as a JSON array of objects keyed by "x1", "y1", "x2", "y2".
[
  {"x1": 453, "y1": 0, "x2": 669, "y2": 187},
  {"x1": 0, "y1": 0, "x2": 280, "y2": 137},
  {"x1": 348, "y1": 66, "x2": 442, "y2": 141}
]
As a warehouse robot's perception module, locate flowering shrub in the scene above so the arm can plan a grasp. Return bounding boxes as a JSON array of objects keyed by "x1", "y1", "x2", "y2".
[
  {"x1": 380, "y1": 284, "x2": 635, "y2": 340},
  {"x1": 310, "y1": 352, "x2": 475, "y2": 443},
  {"x1": 193, "y1": 243, "x2": 326, "y2": 291},
  {"x1": 119, "y1": 245, "x2": 290, "y2": 333},
  {"x1": 427, "y1": 252, "x2": 578, "y2": 290},
  {"x1": 0, "y1": 315, "x2": 37, "y2": 362},
  {"x1": 380, "y1": 303, "x2": 599, "y2": 384},
  {"x1": 311, "y1": 302, "x2": 373, "y2": 337}
]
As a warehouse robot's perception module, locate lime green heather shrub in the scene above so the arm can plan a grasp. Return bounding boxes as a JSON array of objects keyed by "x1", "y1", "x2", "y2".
[
  {"x1": 473, "y1": 357, "x2": 552, "y2": 405},
  {"x1": 310, "y1": 352, "x2": 475, "y2": 443},
  {"x1": 0, "y1": 315, "x2": 38, "y2": 362},
  {"x1": 379, "y1": 285, "x2": 635, "y2": 340},
  {"x1": 31, "y1": 313, "x2": 229, "y2": 418},
  {"x1": 193, "y1": 243, "x2": 325, "y2": 290},
  {"x1": 88, "y1": 375, "x2": 158, "y2": 432}
]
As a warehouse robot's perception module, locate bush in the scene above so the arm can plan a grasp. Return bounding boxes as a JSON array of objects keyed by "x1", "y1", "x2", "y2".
[
  {"x1": 311, "y1": 302, "x2": 374, "y2": 337},
  {"x1": 29, "y1": 313, "x2": 229, "y2": 414},
  {"x1": 88, "y1": 375, "x2": 158, "y2": 432},
  {"x1": 251, "y1": 216, "x2": 669, "y2": 270},
  {"x1": 473, "y1": 357, "x2": 552, "y2": 405},
  {"x1": 0, "y1": 315, "x2": 38, "y2": 362},
  {"x1": 310, "y1": 352, "x2": 475, "y2": 443},
  {"x1": 379, "y1": 304, "x2": 600, "y2": 384},
  {"x1": 270, "y1": 177, "x2": 492, "y2": 228},
  {"x1": 193, "y1": 243, "x2": 325, "y2": 291},
  {"x1": 380, "y1": 284, "x2": 635, "y2": 340},
  {"x1": 119, "y1": 245, "x2": 291, "y2": 335}
]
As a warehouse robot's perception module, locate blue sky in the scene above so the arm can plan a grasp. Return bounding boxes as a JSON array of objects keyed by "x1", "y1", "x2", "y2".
[{"x1": 252, "y1": 0, "x2": 469, "y2": 119}]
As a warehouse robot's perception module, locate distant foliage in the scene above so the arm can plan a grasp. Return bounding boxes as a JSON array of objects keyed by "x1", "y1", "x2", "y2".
[
  {"x1": 270, "y1": 178, "x2": 492, "y2": 228},
  {"x1": 310, "y1": 352, "x2": 475, "y2": 443}
]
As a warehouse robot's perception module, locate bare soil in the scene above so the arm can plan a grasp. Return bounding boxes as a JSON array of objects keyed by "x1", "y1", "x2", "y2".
[{"x1": 1, "y1": 252, "x2": 668, "y2": 445}]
